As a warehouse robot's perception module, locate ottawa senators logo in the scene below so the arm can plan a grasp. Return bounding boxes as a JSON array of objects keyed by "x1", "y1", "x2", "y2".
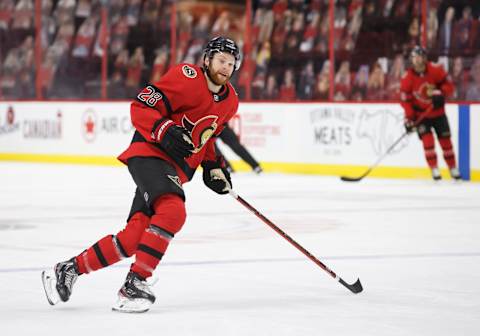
[
  {"x1": 413, "y1": 82, "x2": 435, "y2": 104},
  {"x1": 182, "y1": 115, "x2": 218, "y2": 153},
  {"x1": 182, "y1": 65, "x2": 197, "y2": 78}
]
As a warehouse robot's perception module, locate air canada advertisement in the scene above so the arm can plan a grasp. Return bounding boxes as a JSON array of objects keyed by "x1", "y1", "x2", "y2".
[{"x1": 0, "y1": 102, "x2": 133, "y2": 156}]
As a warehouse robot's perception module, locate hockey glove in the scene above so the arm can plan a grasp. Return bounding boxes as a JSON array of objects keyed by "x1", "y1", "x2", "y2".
[
  {"x1": 202, "y1": 158, "x2": 232, "y2": 195},
  {"x1": 404, "y1": 118, "x2": 416, "y2": 133},
  {"x1": 151, "y1": 117, "x2": 194, "y2": 161},
  {"x1": 431, "y1": 92, "x2": 445, "y2": 109}
]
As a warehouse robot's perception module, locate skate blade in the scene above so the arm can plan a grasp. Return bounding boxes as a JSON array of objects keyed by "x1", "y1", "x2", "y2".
[
  {"x1": 112, "y1": 295, "x2": 152, "y2": 313},
  {"x1": 41, "y1": 270, "x2": 60, "y2": 305}
]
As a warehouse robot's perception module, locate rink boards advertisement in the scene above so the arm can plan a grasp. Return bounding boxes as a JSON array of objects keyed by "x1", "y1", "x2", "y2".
[
  {"x1": 0, "y1": 101, "x2": 478, "y2": 180},
  {"x1": 0, "y1": 102, "x2": 132, "y2": 164}
]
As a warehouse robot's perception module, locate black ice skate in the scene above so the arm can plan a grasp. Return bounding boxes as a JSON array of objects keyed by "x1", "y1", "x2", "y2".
[
  {"x1": 41, "y1": 258, "x2": 80, "y2": 305},
  {"x1": 112, "y1": 272, "x2": 156, "y2": 313}
]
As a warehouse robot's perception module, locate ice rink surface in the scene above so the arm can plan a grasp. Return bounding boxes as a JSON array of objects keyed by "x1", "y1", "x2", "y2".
[{"x1": 0, "y1": 162, "x2": 479, "y2": 336}]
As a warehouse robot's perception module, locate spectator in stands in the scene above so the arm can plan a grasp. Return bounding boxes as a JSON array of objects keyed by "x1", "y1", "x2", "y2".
[
  {"x1": 183, "y1": 38, "x2": 204, "y2": 64},
  {"x1": 271, "y1": 16, "x2": 288, "y2": 55},
  {"x1": 393, "y1": 0, "x2": 412, "y2": 18},
  {"x1": 1, "y1": 48, "x2": 21, "y2": 98},
  {"x1": 351, "y1": 65, "x2": 369, "y2": 101},
  {"x1": 313, "y1": 72, "x2": 329, "y2": 100},
  {"x1": 381, "y1": 0, "x2": 395, "y2": 18},
  {"x1": 314, "y1": 36, "x2": 328, "y2": 57},
  {"x1": 125, "y1": 47, "x2": 145, "y2": 97},
  {"x1": 113, "y1": 49, "x2": 129, "y2": 80},
  {"x1": 250, "y1": 70, "x2": 265, "y2": 99},
  {"x1": 126, "y1": 0, "x2": 141, "y2": 27},
  {"x1": 108, "y1": 49, "x2": 129, "y2": 98},
  {"x1": 0, "y1": 0, "x2": 15, "y2": 31},
  {"x1": 150, "y1": 48, "x2": 168, "y2": 83},
  {"x1": 212, "y1": 11, "x2": 230, "y2": 35},
  {"x1": 437, "y1": 7, "x2": 455, "y2": 55},
  {"x1": 256, "y1": 41, "x2": 271, "y2": 73},
  {"x1": 54, "y1": 0, "x2": 76, "y2": 26},
  {"x1": 405, "y1": 17, "x2": 420, "y2": 50},
  {"x1": 109, "y1": 0, "x2": 126, "y2": 24},
  {"x1": 347, "y1": 4, "x2": 362, "y2": 39},
  {"x1": 12, "y1": 0, "x2": 33, "y2": 31},
  {"x1": 297, "y1": 61, "x2": 315, "y2": 100},
  {"x1": 285, "y1": 32, "x2": 300, "y2": 56},
  {"x1": 427, "y1": 10, "x2": 438, "y2": 49},
  {"x1": 453, "y1": 6, "x2": 475, "y2": 55},
  {"x1": 51, "y1": 20, "x2": 75, "y2": 57},
  {"x1": 279, "y1": 68, "x2": 296, "y2": 101},
  {"x1": 362, "y1": 0, "x2": 378, "y2": 27},
  {"x1": 466, "y1": 55, "x2": 480, "y2": 101},
  {"x1": 386, "y1": 54, "x2": 405, "y2": 100},
  {"x1": 41, "y1": 0, "x2": 56, "y2": 48},
  {"x1": 39, "y1": 51, "x2": 57, "y2": 98},
  {"x1": 18, "y1": 35, "x2": 34, "y2": 71},
  {"x1": 262, "y1": 73, "x2": 279, "y2": 100},
  {"x1": 193, "y1": 14, "x2": 210, "y2": 40},
  {"x1": 299, "y1": 11, "x2": 319, "y2": 53},
  {"x1": 141, "y1": 0, "x2": 160, "y2": 25},
  {"x1": 272, "y1": 0, "x2": 288, "y2": 22},
  {"x1": 451, "y1": 56, "x2": 467, "y2": 100},
  {"x1": 75, "y1": 0, "x2": 94, "y2": 23},
  {"x1": 366, "y1": 61, "x2": 386, "y2": 100},
  {"x1": 333, "y1": 4, "x2": 347, "y2": 50},
  {"x1": 110, "y1": 16, "x2": 130, "y2": 56},
  {"x1": 176, "y1": 11, "x2": 193, "y2": 62},
  {"x1": 334, "y1": 60, "x2": 351, "y2": 101},
  {"x1": 257, "y1": 9, "x2": 274, "y2": 44},
  {"x1": 72, "y1": 17, "x2": 97, "y2": 59}
]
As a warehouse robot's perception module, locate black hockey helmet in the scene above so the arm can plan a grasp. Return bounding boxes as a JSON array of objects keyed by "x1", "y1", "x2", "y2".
[
  {"x1": 410, "y1": 45, "x2": 427, "y2": 59},
  {"x1": 203, "y1": 36, "x2": 241, "y2": 71}
]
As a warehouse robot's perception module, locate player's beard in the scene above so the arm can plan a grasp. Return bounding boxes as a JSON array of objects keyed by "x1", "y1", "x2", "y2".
[{"x1": 207, "y1": 67, "x2": 231, "y2": 86}]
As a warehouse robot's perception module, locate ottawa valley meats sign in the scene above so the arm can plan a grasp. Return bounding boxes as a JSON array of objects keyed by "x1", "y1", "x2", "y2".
[{"x1": 310, "y1": 107, "x2": 353, "y2": 156}]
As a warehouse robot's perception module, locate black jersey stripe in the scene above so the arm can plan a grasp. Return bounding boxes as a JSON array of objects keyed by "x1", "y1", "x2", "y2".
[
  {"x1": 93, "y1": 242, "x2": 109, "y2": 267},
  {"x1": 138, "y1": 244, "x2": 164, "y2": 260}
]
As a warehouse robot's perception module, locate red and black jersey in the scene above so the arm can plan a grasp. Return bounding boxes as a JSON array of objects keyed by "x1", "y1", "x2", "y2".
[
  {"x1": 400, "y1": 61, "x2": 454, "y2": 120},
  {"x1": 118, "y1": 63, "x2": 239, "y2": 182}
]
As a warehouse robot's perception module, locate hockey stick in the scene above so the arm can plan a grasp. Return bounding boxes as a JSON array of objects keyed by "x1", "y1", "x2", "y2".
[
  {"x1": 229, "y1": 190, "x2": 363, "y2": 294},
  {"x1": 340, "y1": 106, "x2": 434, "y2": 182}
]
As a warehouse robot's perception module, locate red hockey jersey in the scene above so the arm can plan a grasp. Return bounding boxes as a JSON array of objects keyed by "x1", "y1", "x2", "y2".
[
  {"x1": 118, "y1": 63, "x2": 239, "y2": 183},
  {"x1": 400, "y1": 61, "x2": 454, "y2": 120}
]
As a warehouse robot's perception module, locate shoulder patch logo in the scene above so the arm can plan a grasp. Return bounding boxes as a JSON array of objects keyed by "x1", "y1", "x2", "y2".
[{"x1": 182, "y1": 65, "x2": 197, "y2": 78}]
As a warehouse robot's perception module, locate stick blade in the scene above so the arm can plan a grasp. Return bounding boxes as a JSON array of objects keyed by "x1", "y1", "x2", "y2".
[
  {"x1": 339, "y1": 277, "x2": 363, "y2": 294},
  {"x1": 340, "y1": 176, "x2": 363, "y2": 182}
]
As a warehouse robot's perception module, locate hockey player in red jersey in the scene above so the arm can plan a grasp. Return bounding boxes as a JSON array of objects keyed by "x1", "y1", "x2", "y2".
[
  {"x1": 400, "y1": 46, "x2": 461, "y2": 180},
  {"x1": 41, "y1": 36, "x2": 241, "y2": 313}
]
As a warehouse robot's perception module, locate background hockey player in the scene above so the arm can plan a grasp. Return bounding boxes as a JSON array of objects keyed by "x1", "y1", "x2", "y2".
[
  {"x1": 42, "y1": 36, "x2": 242, "y2": 313},
  {"x1": 400, "y1": 46, "x2": 461, "y2": 180},
  {"x1": 215, "y1": 124, "x2": 263, "y2": 174}
]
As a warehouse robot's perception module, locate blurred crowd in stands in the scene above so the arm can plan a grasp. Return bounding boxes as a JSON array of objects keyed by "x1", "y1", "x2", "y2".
[{"x1": 1, "y1": 0, "x2": 480, "y2": 101}]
